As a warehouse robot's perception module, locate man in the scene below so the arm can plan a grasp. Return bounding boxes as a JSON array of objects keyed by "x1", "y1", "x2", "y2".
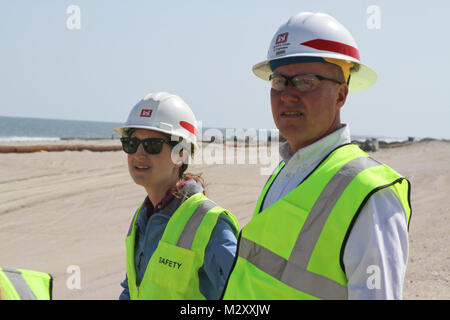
[{"x1": 222, "y1": 12, "x2": 411, "y2": 300}]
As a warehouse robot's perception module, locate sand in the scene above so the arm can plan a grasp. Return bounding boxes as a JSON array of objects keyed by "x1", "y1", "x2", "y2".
[{"x1": 0, "y1": 140, "x2": 448, "y2": 300}]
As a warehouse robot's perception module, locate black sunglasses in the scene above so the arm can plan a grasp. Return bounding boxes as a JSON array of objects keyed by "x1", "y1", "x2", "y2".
[{"x1": 120, "y1": 137, "x2": 177, "y2": 154}]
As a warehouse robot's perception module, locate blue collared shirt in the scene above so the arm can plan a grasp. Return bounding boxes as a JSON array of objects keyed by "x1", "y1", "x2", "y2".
[{"x1": 119, "y1": 180, "x2": 238, "y2": 300}]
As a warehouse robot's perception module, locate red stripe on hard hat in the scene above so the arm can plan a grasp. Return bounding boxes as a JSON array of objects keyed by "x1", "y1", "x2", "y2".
[
  {"x1": 180, "y1": 121, "x2": 198, "y2": 137},
  {"x1": 300, "y1": 39, "x2": 360, "y2": 60}
]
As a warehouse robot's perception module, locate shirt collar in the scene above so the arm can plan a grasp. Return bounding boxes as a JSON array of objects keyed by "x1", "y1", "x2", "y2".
[
  {"x1": 144, "y1": 178, "x2": 201, "y2": 219},
  {"x1": 279, "y1": 124, "x2": 351, "y2": 176}
]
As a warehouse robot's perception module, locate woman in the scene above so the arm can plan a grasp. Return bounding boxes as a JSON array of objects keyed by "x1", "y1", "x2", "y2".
[{"x1": 116, "y1": 92, "x2": 239, "y2": 300}]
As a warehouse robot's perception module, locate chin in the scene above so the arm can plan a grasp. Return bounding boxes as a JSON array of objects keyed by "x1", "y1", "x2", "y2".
[
  {"x1": 279, "y1": 127, "x2": 305, "y2": 141},
  {"x1": 131, "y1": 176, "x2": 150, "y2": 188}
]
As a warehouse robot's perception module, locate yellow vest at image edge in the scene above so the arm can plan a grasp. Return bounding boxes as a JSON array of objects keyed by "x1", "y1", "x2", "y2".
[{"x1": 0, "y1": 267, "x2": 52, "y2": 300}]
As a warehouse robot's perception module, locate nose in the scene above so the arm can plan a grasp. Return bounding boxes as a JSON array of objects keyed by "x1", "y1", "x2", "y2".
[
  {"x1": 279, "y1": 85, "x2": 301, "y2": 105},
  {"x1": 133, "y1": 143, "x2": 148, "y2": 159}
]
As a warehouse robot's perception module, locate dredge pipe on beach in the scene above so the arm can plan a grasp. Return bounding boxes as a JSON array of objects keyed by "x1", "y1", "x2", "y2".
[{"x1": 0, "y1": 145, "x2": 122, "y2": 153}]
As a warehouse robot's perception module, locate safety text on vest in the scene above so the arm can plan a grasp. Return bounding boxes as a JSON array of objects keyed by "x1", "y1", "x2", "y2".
[{"x1": 159, "y1": 257, "x2": 182, "y2": 269}]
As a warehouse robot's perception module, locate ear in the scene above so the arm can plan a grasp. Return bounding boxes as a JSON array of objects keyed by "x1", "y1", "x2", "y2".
[{"x1": 336, "y1": 83, "x2": 349, "y2": 110}]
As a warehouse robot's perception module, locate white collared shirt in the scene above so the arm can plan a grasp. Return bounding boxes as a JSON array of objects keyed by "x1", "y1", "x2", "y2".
[{"x1": 262, "y1": 124, "x2": 409, "y2": 299}]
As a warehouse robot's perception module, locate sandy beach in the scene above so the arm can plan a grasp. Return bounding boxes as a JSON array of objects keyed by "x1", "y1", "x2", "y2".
[{"x1": 0, "y1": 139, "x2": 448, "y2": 300}]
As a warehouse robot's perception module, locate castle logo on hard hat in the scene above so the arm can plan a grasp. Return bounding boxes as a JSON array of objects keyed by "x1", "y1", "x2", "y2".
[
  {"x1": 275, "y1": 32, "x2": 289, "y2": 44},
  {"x1": 273, "y1": 32, "x2": 291, "y2": 56},
  {"x1": 179, "y1": 121, "x2": 198, "y2": 137},
  {"x1": 140, "y1": 109, "x2": 153, "y2": 118}
]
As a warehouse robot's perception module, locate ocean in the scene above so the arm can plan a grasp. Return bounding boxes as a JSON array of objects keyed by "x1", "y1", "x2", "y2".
[
  {"x1": 0, "y1": 115, "x2": 405, "y2": 143},
  {"x1": 0, "y1": 116, "x2": 121, "y2": 141}
]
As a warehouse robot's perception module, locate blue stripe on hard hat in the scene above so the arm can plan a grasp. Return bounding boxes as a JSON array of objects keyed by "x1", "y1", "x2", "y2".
[{"x1": 269, "y1": 56, "x2": 328, "y2": 71}]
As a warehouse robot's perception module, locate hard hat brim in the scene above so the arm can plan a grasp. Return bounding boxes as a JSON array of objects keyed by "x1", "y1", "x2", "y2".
[{"x1": 253, "y1": 54, "x2": 377, "y2": 92}]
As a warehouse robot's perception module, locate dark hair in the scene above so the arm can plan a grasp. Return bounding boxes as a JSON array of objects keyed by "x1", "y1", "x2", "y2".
[
  {"x1": 163, "y1": 133, "x2": 207, "y2": 197},
  {"x1": 172, "y1": 172, "x2": 207, "y2": 198},
  {"x1": 123, "y1": 128, "x2": 135, "y2": 138}
]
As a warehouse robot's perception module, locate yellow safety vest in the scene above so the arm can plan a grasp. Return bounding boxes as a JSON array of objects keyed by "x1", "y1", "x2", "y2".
[
  {"x1": 223, "y1": 144, "x2": 411, "y2": 300},
  {"x1": 0, "y1": 267, "x2": 52, "y2": 300},
  {"x1": 125, "y1": 192, "x2": 240, "y2": 300}
]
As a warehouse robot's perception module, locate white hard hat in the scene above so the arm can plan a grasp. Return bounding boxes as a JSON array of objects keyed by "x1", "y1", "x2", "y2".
[
  {"x1": 253, "y1": 12, "x2": 377, "y2": 92},
  {"x1": 115, "y1": 92, "x2": 199, "y2": 154}
]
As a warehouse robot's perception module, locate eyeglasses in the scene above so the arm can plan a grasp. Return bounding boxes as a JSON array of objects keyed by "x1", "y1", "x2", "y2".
[
  {"x1": 269, "y1": 73, "x2": 343, "y2": 92},
  {"x1": 120, "y1": 137, "x2": 176, "y2": 154}
]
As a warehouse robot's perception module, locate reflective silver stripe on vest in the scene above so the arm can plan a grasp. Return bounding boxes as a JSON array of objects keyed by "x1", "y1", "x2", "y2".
[
  {"x1": 240, "y1": 156, "x2": 381, "y2": 299},
  {"x1": 239, "y1": 237, "x2": 347, "y2": 300},
  {"x1": 289, "y1": 157, "x2": 381, "y2": 269},
  {"x1": 177, "y1": 200, "x2": 217, "y2": 249},
  {"x1": 2, "y1": 268, "x2": 37, "y2": 300}
]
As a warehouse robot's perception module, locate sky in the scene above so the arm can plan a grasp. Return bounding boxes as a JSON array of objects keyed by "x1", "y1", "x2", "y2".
[{"x1": 0, "y1": 0, "x2": 449, "y2": 140}]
